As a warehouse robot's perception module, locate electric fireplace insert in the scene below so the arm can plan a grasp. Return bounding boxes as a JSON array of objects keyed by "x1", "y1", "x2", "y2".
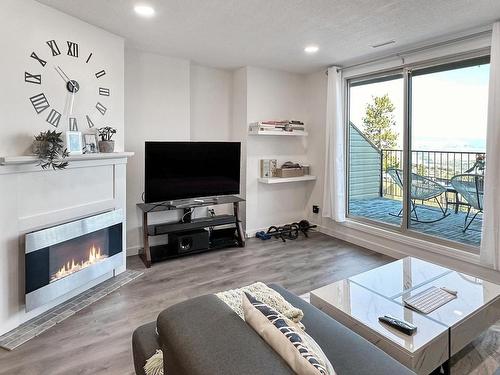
[{"x1": 25, "y1": 210, "x2": 123, "y2": 311}]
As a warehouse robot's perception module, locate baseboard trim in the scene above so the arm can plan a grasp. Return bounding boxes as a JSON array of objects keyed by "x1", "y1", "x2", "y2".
[
  {"x1": 245, "y1": 222, "x2": 301, "y2": 239},
  {"x1": 316, "y1": 224, "x2": 404, "y2": 260},
  {"x1": 246, "y1": 226, "x2": 275, "y2": 238},
  {"x1": 126, "y1": 246, "x2": 140, "y2": 257}
]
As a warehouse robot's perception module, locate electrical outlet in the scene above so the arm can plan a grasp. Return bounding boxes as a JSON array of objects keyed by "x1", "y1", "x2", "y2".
[{"x1": 312, "y1": 205, "x2": 319, "y2": 214}]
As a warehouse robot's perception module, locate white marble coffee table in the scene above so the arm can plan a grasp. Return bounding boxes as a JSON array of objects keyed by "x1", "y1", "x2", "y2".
[{"x1": 310, "y1": 257, "x2": 500, "y2": 375}]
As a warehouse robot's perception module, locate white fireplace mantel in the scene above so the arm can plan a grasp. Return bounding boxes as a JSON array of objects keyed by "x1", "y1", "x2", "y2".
[
  {"x1": 0, "y1": 151, "x2": 133, "y2": 335},
  {"x1": 1, "y1": 152, "x2": 134, "y2": 164},
  {"x1": 0, "y1": 152, "x2": 134, "y2": 175},
  {"x1": 0, "y1": 152, "x2": 134, "y2": 165}
]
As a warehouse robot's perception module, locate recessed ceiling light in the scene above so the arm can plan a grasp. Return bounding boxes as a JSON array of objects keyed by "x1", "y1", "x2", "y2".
[
  {"x1": 134, "y1": 4, "x2": 155, "y2": 17},
  {"x1": 304, "y1": 45, "x2": 319, "y2": 54}
]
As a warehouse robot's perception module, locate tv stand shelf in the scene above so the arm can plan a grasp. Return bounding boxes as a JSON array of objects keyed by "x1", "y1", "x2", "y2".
[
  {"x1": 137, "y1": 195, "x2": 244, "y2": 213},
  {"x1": 137, "y1": 196, "x2": 245, "y2": 267},
  {"x1": 148, "y1": 214, "x2": 237, "y2": 236}
]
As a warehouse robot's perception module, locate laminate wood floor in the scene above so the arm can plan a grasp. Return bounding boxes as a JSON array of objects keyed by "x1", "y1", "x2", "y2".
[
  {"x1": 1, "y1": 231, "x2": 498, "y2": 375},
  {"x1": 0, "y1": 232, "x2": 391, "y2": 375}
]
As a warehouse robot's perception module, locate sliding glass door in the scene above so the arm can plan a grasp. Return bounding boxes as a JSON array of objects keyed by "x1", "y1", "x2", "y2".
[
  {"x1": 408, "y1": 58, "x2": 489, "y2": 247},
  {"x1": 347, "y1": 74, "x2": 404, "y2": 227},
  {"x1": 347, "y1": 56, "x2": 490, "y2": 252}
]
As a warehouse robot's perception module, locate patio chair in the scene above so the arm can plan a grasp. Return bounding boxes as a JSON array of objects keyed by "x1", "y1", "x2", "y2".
[
  {"x1": 387, "y1": 168, "x2": 450, "y2": 223},
  {"x1": 450, "y1": 174, "x2": 484, "y2": 232}
]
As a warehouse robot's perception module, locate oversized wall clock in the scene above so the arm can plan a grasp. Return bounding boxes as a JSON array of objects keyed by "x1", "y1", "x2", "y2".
[{"x1": 24, "y1": 39, "x2": 110, "y2": 131}]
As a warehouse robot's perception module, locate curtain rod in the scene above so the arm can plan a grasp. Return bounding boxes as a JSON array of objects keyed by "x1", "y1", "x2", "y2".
[{"x1": 329, "y1": 28, "x2": 492, "y2": 73}]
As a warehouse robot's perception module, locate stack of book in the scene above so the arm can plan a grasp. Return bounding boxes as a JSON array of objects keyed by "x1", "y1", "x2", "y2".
[
  {"x1": 289, "y1": 120, "x2": 305, "y2": 131},
  {"x1": 249, "y1": 120, "x2": 306, "y2": 134}
]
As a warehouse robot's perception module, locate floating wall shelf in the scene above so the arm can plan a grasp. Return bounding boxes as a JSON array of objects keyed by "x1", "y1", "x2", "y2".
[
  {"x1": 248, "y1": 129, "x2": 308, "y2": 136},
  {"x1": 258, "y1": 175, "x2": 317, "y2": 184}
]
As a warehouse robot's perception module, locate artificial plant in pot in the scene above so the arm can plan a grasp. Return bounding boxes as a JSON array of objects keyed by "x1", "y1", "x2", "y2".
[
  {"x1": 98, "y1": 126, "x2": 117, "y2": 153},
  {"x1": 32, "y1": 130, "x2": 70, "y2": 170}
]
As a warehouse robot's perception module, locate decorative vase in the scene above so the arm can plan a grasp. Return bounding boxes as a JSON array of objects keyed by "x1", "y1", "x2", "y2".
[
  {"x1": 98, "y1": 140, "x2": 115, "y2": 153},
  {"x1": 32, "y1": 140, "x2": 49, "y2": 155}
]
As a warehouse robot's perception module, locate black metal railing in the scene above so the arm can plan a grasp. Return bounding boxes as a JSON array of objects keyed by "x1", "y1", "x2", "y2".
[{"x1": 381, "y1": 149, "x2": 485, "y2": 203}]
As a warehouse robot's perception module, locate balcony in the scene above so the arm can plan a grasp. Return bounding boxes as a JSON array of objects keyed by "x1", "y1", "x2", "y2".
[{"x1": 348, "y1": 125, "x2": 484, "y2": 250}]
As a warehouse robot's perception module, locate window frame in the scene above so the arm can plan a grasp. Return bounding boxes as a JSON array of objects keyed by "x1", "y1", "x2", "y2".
[{"x1": 344, "y1": 53, "x2": 490, "y2": 255}]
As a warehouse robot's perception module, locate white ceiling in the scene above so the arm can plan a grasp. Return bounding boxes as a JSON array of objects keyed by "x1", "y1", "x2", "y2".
[{"x1": 36, "y1": 0, "x2": 500, "y2": 73}]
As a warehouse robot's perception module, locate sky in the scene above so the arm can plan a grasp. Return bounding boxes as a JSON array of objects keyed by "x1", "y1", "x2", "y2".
[{"x1": 349, "y1": 63, "x2": 490, "y2": 152}]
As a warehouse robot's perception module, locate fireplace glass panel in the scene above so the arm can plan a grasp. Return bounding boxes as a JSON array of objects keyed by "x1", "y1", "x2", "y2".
[
  {"x1": 26, "y1": 223, "x2": 122, "y2": 293},
  {"x1": 50, "y1": 229, "x2": 109, "y2": 282}
]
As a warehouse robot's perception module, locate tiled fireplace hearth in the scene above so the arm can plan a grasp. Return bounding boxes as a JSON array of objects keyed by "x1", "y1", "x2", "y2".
[{"x1": 25, "y1": 210, "x2": 123, "y2": 311}]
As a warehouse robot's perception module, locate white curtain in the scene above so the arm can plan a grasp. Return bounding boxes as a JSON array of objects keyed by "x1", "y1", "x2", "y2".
[
  {"x1": 322, "y1": 67, "x2": 346, "y2": 222},
  {"x1": 481, "y1": 21, "x2": 500, "y2": 270}
]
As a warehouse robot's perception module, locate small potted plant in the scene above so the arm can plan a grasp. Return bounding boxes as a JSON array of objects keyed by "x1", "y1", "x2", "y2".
[
  {"x1": 97, "y1": 126, "x2": 117, "y2": 153},
  {"x1": 32, "y1": 130, "x2": 69, "y2": 170}
]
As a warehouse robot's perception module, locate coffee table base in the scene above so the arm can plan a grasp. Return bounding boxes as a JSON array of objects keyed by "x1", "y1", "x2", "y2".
[
  {"x1": 310, "y1": 257, "x2": 500, "y2": 375},
  {"x1": 312, "y1": 293, "x2": 449, "y2": 375}
]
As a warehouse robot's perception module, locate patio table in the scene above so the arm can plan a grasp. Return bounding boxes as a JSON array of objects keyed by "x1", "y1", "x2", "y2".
[{"x1": 441, "y1": 184, "x2": 470, "y2": 214}]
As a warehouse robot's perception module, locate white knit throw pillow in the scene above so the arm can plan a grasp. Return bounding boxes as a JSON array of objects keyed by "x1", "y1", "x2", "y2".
[{"x1": 216, "y1": 282, "x2": 304, "y2": 323}]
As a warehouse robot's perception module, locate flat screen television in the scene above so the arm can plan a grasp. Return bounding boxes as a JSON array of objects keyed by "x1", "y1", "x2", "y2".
[{"x1": 144, "y1": 141, "x2": 241, "y2": 203}]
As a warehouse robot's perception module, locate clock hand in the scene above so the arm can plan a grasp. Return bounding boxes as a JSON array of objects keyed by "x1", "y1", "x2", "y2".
[
  {"x1": 56, "y1": 67, "x2": 76, "y2": 115},
  {"x1": 54, "y1": 66, "x2": 68, "y2": 83},
  {"x1": 70, "y1": 89, "x2": 75, "y2": 115},
  {"x1": 57, "y1": 65, "x2": 71, "y2": 82},
  {"x1": 55, "y1": 66, "x2": 77, "y2": 92}
]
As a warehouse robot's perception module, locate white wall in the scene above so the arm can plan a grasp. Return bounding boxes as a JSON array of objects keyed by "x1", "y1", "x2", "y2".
[
  {"x1": 245, "y1": 67, "x2": 313, "y2": 233},
  {"x1": 124, "y1": 62, "x2": 317, "y2": 247},
  {"x1": 190, "y1": 64, "x2": 235, "y2": 216},
  {"x1": 124, "y1": 49, "x2": 191, "y2": 254},
  {"x1": 231, "y1": 68, "x2": 249, "y2": 226},
  {"x1": 0, "y1": 0, "x2": 126, "y2": 334},
  {"x1": 304, "y1": 71, "x2": 328, "y2": 223},
  {"x1": 124, "y1": 54, "x2": 237, "y2": 253},
  {"x1": 0, "y1": 0, "x2": 124, "y2": 156},
  {"x1": 190, "y1": 64, "x2": 232, "y2": 141},
  {"x1": 124, "y1": 58, "x2": 328, "y2": 247}
]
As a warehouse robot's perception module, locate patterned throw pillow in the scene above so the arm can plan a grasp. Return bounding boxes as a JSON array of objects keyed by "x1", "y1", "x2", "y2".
[
  {"x1": 243, "y1": 292, "x2": 336, "y2": 375},
  {"x1": 216, "y1": 282, "x2": 304, "y2": 324}
]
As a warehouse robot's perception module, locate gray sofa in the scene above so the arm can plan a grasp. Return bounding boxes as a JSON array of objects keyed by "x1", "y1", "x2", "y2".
[{"x1": 132, "y1": 284, "x2": 416, "y2": 375}]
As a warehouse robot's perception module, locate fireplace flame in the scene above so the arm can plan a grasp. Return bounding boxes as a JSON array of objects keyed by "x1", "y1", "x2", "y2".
[{"x1": 51, "y1": 244, "x2": 107, "y2": 282}]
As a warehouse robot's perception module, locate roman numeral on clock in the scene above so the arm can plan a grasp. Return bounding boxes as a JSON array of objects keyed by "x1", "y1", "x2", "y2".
[
  {"x1": 96, "y1": 102, "x2": 107, "y2": 115},
  {"x1": 86, "y1": 115, "x2": 95, "y2": 128},
  {"x1": 25, "y1": 72, "x2": 41, "y2": 84},
  {"x1": 95, "y1": 70, "x2": 106, "y2": 79},
  {"x1": 67, "y1": 41, "x2": 79, "y2": 57},
  {"x1": 46, "y1": 40, "x2": 61, "y2": 56},
  {"x1": 29, "y1": 93, "x2": 50, "y2": 114},
  {"x1": 30, "y1": 52, "x2": 47, "y2": 67},
  {"x1": 46, "y1": 109, "x2": 62, "y2": 127},
  {"x1": 86, "y1": 53, "x2": 93, "y2": 64},
  {"x1": 99, "y1": 87, "x2": 110, "y2": 96},
  {"x1": 69, "y1": 117, "x2": 78, "y2": 131}
]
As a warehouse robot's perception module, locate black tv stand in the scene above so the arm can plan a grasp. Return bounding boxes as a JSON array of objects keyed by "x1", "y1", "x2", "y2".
[
  {"x1": 136, "y1": 195, "x2": 245, "y2": 267},
  {"x1": 173, "y1": 197, "x2": 219, "y2": 208}
]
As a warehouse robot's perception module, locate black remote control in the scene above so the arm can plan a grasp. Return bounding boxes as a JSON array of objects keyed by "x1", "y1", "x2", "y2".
[{"x1": 378, "y1": 315, "x2": 417, "y2": 335}]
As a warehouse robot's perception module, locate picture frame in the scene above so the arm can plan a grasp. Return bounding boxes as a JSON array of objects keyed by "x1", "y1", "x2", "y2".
[
  {"x1": 65, "y1": 131, "x2": 83, "y2": 155},
  {"x1": 83, "y1": 133, "x2": 99, "y2": 154},
  {"x1": 260, "y1": 159, "x2": 278, "y2": 178}
]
